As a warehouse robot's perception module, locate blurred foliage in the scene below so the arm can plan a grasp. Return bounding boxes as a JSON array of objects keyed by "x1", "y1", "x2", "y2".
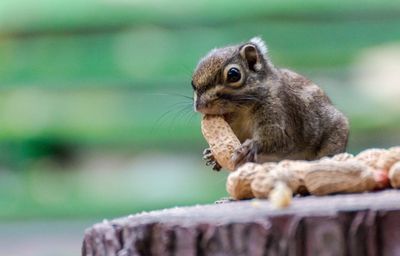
[
  {"x1": 0, "y1": 156, "x2": 228, "y2": 220},
  {"x1": 0, "y1": 0, "x2": 399, "y2": 220}
]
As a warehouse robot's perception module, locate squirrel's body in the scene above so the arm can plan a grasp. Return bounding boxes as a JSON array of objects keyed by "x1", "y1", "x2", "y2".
[{"x1": 192, "y1": 37, "x2": 349, "y2": 169}]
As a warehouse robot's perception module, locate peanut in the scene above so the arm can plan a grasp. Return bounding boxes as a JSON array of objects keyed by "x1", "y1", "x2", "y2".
[
  {"x1": 376, "y1": 148, "x2": 400, "y2": 173},
  {"x1": 355, "y1": 148, "x2": 387, "y2": 170},
  {"x1": 201, "y1": 115, "x2": 241, "y2": 171},
  {"x1": 389, "y1": 162, "x2": 400, "y2": 188},
  {"x1": 226, "y1": 163, "x2": 259, "y2": 199},
  {"x1": 303, "y1": 160, "x2": 376, "y2": 195},
  {"x1": 249, "y1": 159, "x2": 377, "y2": 198},
  {"x1": 228, "y1": 162, "x2": 277, "y2": 199},
  {"x1": 251, "y1": 160, "x2": 308, "y2": 198},
  {"x1": 331, "y1": 152, "x2": 354, "y2": 161},
  {"x1": 269, "y1": 181, "x2": 292, "y2": 209}
]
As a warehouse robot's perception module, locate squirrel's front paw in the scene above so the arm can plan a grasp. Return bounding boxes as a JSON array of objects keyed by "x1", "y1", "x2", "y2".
[
  {"x1": 232, "y1": 139, "x2": 257, "y2": 169},
  {"x1": 203, "y1": 148, "x2": 222, "y2": 171}
]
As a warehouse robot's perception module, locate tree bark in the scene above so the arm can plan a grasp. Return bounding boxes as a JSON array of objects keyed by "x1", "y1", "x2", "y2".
[{"x1": 82, "y1": 190, "x2": 400, "y2": 256}]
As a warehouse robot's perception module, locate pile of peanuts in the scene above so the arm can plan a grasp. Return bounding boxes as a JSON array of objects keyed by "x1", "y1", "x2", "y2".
[{"x1": 201, "y1": 115, "x2": 400, "y2": 208}]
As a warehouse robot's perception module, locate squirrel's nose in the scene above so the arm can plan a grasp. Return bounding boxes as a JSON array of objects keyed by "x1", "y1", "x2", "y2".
[
  {"x1": 194, "y1": 99, "x2": 207, "y2": 112},
  {"x1": 194, "y1": 100, "x2": 202, "y2": 112}
]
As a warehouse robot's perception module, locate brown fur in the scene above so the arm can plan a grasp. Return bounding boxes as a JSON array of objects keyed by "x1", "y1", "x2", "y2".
[{"x1": 192, "y1": 37, "x2": 349, "y2": 169}]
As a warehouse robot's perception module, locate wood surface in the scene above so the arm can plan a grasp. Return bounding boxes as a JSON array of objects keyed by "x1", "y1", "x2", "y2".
[{"x1": 82, "y1": 190, "x2": 400, "y2": 256}]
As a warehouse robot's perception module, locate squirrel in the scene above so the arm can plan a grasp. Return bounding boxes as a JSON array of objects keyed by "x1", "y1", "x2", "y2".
[{"x1": 191, "y1": 37, "x2": 349, "y2": 171}]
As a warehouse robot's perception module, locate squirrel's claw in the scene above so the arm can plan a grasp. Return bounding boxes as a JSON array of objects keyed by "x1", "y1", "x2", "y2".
[{"x1": 203, "y1": 148, "x2": 222, "y2": 171}]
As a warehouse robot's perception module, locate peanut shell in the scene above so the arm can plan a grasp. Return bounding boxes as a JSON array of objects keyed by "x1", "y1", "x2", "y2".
[
  {"x1": 201, "y1": 115, "x2": 241, "y2": 171},
  {"x1": 389, "y1": 162, "x2": 400, "y2": 188},
  {"x1": 228, "y1": 162, "x2": 277, "y2": 199},
  {"x1": 355, "y1": 148, "x2": 387, "y2": 169},
  {"x1": 226, "y1": 163, "x2": 260, "y2": 199},
  {"x1": 304, "y1": 160, "x2": 376, "y2": 195}
]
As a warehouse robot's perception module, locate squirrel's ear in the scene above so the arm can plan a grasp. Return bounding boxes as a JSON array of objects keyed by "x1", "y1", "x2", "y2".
[{"x1": 240, "y1": 37, "x2": 267, "y2": 72}]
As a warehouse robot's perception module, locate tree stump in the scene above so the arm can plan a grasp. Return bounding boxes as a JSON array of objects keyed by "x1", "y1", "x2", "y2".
[{"x1": 82, "y1": 190, "x2": 400, "y2": 256}]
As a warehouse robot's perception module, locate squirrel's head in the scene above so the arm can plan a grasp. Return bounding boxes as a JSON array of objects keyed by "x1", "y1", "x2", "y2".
[{"x1": 192, "y1": 37, "x2": 272, "y2": 115}]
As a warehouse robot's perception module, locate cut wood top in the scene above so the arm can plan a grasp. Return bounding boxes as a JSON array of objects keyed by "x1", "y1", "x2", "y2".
[
  {"x1": 96, "y1": 190, "x2": 400, "y2": 227},
  {"x1": 83, "y1": 190, "x2": 400, "y2": 256}
]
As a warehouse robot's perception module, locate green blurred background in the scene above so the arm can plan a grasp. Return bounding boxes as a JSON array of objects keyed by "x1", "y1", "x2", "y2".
[{"x1": 1, "y1": 0, "x2": 400, "y2": 255}]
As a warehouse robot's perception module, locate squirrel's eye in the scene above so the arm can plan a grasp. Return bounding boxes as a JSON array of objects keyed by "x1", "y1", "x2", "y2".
[
  {"x1": 224, "y1": 64, "x2": 243, "y2": 87},
  {"x1": 227, "y1": 68, "x2": 241, "y2": 83}
]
